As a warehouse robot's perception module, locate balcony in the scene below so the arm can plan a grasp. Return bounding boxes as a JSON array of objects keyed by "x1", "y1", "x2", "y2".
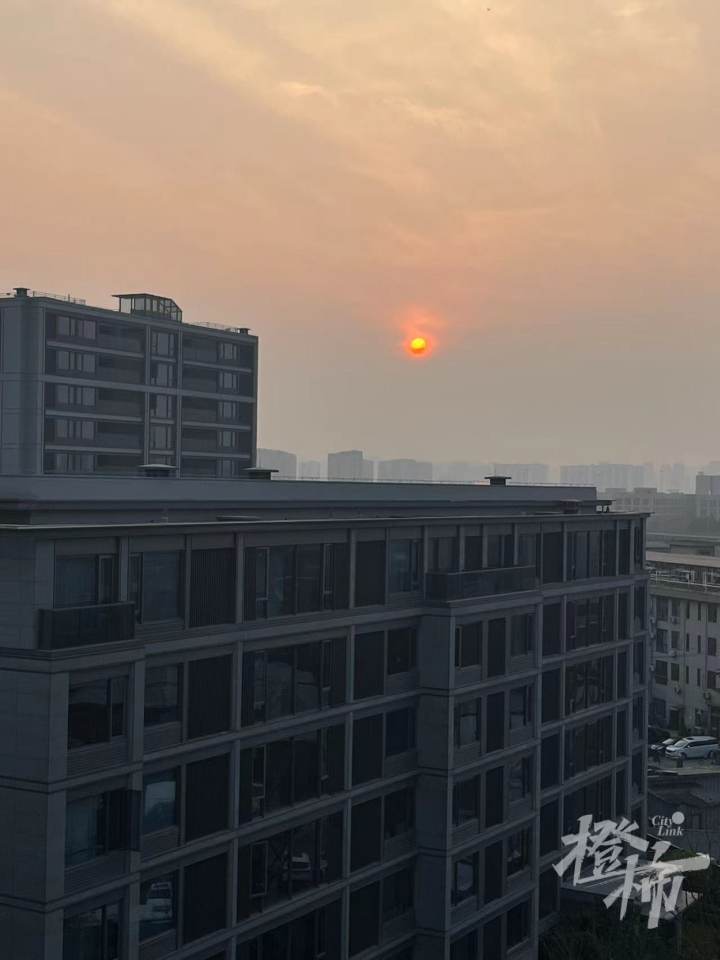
[
  {"x1": 425, "y1": 565, "x2": 538, "y2": 601},
  {"x1": 38, "y1": 602, "x2": 136, "y2": 650}
]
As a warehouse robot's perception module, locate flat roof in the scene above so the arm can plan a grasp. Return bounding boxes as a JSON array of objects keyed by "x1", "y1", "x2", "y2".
[{"x1": 647, "y1": 550, "x2": 720, "y2": 570}]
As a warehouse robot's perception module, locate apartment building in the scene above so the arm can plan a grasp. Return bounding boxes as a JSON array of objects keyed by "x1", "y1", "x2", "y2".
[
  {"x1": 327, "y1": 451, "x2": 374, "y2": 481},
  {"x1": 0, "y1": 288, "x2": 258, "y2": 478},
  {"x1": 376, "y1": 461, "x2": 433, "y2": 483},
  {"x1": 648, "y1": 551, "x2": 720, "y2": 735},
  {"x1": 257, "y1": 450, "x2": 297, "y2": 480},
  {"x1": 0, "y1": 474, "x2": 648, "y2": 960}
]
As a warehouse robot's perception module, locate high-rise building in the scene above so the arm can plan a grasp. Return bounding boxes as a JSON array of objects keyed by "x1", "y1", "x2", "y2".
[
  {"x1": 433, "y1": 462, "x2": 493, "y2": 484},
  {"x1": 561, "y1": 463, "x2": 645, "y2": 491},
  {"x1": 257, "y1": 448, "x2": 297, "y2": 479},
  {"x1": 0, "y1": 288, "x2": 258, "y2": 478},
  {"x1": 376, "y1": 459, "x2": 433, "y2": 483},
  {"x1": 492, "y1": 465, "x2": 549, "y2": 485},
  {"x1": 0, "y1": 472, "x2": 649, "y2": 960},
  {"x1": 300, "y1": 458, "x2": 323, "y2": 479},
  {"x1": 327, "y1": 449, "x2": 374, "y2": 481}
]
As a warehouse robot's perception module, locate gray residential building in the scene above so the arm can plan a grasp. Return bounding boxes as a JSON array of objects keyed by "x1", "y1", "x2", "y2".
[
  {"x1": 327, "y1": 450, "x2": 374, "y2": 481},
  {"x1": 376, "y1": 461, "x2": 433, "y2": 483},
  {"x1": 257, "y1": 449, "x2": 297, "y2": 480},
  {"x1": 0, "y1": 288, "x2": 258, "y2": 478},
  {"x1": 648, "y1": 551, "x2": 720, "y2": 736},
  {"x1": 0, "y1": 473, "x2": 649, "y2": 960},
  {"x1": 492, "y1": 466, "x2": 549, "y2": 486}
]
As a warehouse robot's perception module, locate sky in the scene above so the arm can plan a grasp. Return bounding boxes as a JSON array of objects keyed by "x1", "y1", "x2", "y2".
[{"x1": 1, "y1": 0, "x2": 720, "y2": 465}]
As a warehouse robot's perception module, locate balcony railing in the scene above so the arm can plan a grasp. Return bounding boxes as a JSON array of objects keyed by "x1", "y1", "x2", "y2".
[
  {"x1": 38, "y1": 602, "x2": 136, "y2": 650},
  {"x1": 425, "y1": 565, "x2": 538, "y2": 601}
]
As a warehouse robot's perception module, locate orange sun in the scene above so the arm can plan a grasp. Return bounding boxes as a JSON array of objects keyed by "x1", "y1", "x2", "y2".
[{"x1": 408, "y1": 336, "x2": 428, "y2": 356}]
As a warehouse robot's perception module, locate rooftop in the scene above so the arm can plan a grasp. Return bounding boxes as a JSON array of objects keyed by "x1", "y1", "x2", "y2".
[{"x1": 647, "y1": 551, "x2": 720, "y2": 570}]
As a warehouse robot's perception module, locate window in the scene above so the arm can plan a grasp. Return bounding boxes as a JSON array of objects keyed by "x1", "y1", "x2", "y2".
[
  {"x1": 144, "y1": 664, "x2": 182, "y2": 726},
  {"x1": 63, "y1": 902, "x2": 119, "y2": 960},
  {"x1": 244, "y1": 543, "x2": 350, "y2": 619},
  {"x1": 506, "y1": 826, "x2": 531, "y2": 876},
  {"x1": 382, "y1": 866, "x2": 413, "y2": 922},
  {"x1": 238, "y1": 812, "x2": 343, "y2": 918},
  {"x1": 237, "y1": 902, "x2": 341, "y2": 960},
  {"x1": 65, "y1": 789, "x2": 130, "y2": 866},
  {"x1": 483, "y1": 917, "x2": 502, "y2": 960},
  {"x1": 52, "y1": 348, "x2": 96, "y2": 374},
  {"x1": 510, "y1": 613, "x2": 534, "y2": 657},
  {"x1": 50, "y1": 383, "x2": 97, "y2": 408},
  {"x1": 484, "y1": 841, "x2": 503, "y2": 903},
  {"x1": 354, "y1": 631, "x2": 384, "y2": 699},
  {"x1": 541, "y1": 669, "x2": 561, "y2": 724},
  {"x1": 506, "y1": 900, "x2": 530, "y2": 948},
  {"x1": 143, "y1": 769, "x2": 177, "y2": 834},
  {"x1": 384, "y1": 786, "x2": 414, "y2": 839},
  {"x1": 185, "y1": 754, "x2": 229, "y2": 840},
  {"x1": 508, "y1": 755, "x2": 532, "y2": 803},
  {"x1": 151, "y1": 361, "x2": 175, "y2": 386},
  {"x1": 710, "y1": 637, "x2": 718, "y2": 656},
  {"x1": 453, "y1": 776, "x2": 479, "y2": 825},
  {"x1": 355, "y1": 540, "x2": 386, "y2": 605},
  {"x1": 55, "y1": 554, "x2": 117, "y2": 608},
  {"x1": 428, "y1": 535, "x2": 457, "y2": 572},
  {"x1": 189, "y1": 548, "x2": 235, "y2": 627},
  {"x1": 487, "y1": 618, "x2": 506, "y2": 677},
  {"x1": 486, "y1": 532, "x2": 512, "y2": 568},
  {"x1": 51, "y1": 313, "x2": 97, "y2": 341},
  {"x1": 465, "y1": 533, "x2": 483, "y2": 570},
  {"x1": 542, "y1": 531, "x2": 563, "y2": 583},
  {"x1": 187, "y1": 656, "x2": 231, "y2": 738},
  {"x1": 485, "y1": 766, "x2": 504, "y2": 826},
  {"x1": 454, "y1": 698, "x2": 481, "y2": 748},
  {"x1": 150, "y1": 394, "x2": 175, "y2": 419},
  {"x1": 541, "y1": 734, "x2": 560, "y2": 789},
  {"x1": 183, "y1": 853, "x2": 227, "y2": 944},
  {"x1": 486, "y1": 692, "x2": 505, "y2": 751},
  {"x1": 671, "y1": 662, "x2": 680, "y2": 683},
  {"x1": 542, "y1": 602, "x2": 561, "y2": 655},
  {"x1": 351, "y1": 798, "x2": 382, "y2": 870},
  {"x1": 68, "y1": 676, "x2": 127, "y2": 748},
  {"x1": 353, "y1": 715, "x2": 383, "y2": 784},
  {"x1": 389, "y1": 539, "x2": 421, "y2": 592},
  {"x1": 387, "y1": 627, "x2": 416, "y2": 674},
  {"x1": 139, "y1": 872, "x2": 177, "y2": 942},
  {"x1": 151, "y1": 331, "x2": 176, "y2": 357},
  {"x1": 385, "y1": 706, "x2": 416, "y2": 756},
  {"x1": 455, "y1": 622, "x2": 482, "y2": 669},
  {"x1": 349, "y1": 883, "x2": 380, "y2": 956},
  {"x1": 452, "y1": 854, "x2": 477, "y2": 905},
  {"x1": 241, "y1": 638, "x2": 345, "y2": 725},
  {"x1": 452, "y1": 932, "x2": 478, "y2": 960},
  {"x1": 239, "y1": 724, "x2": 345, "y2": 821},
  {"x1": 509, "y1": 685, "x2": 533, "y2": 730},
  {"x1": 539, "y1": 800, "x2": 559, "y2": 856},
  {"x1": 129, "y1": 552, "x2": 183, "y2": 622}
]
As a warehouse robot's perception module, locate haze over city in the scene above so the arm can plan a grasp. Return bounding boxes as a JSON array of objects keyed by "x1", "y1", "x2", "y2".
[{"x1": 2, "y1": 0, "x2": 720, "y2": 462}]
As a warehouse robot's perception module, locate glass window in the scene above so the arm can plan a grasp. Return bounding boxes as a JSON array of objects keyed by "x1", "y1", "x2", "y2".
[
  {"x1": 385, "y1": 706, "x2": 416, "y2": 756},
  {"x1": 454, "y1": 698, "x2": 480, "y2": 748},
  {"x1": 506, "y1": 827, "x2": 531, "y2": 875},
  {"x1": 349, "y1": 883, "x2": 379, "y2": 956},
  {"x1": 539, "y1": 800, "x2": 559, "y2": 856},
  {"x1": 130, "y1": 552, "x2": 182, "y2": 623},
  {"x1": 509, "y1": 685, "x2": 533, "y2": 730},
  {"x1": 185, "y1": 754, "x2": 229, "y2": 841},
  {"x1": 151, "y1": 331, "x2": 176, "y2": 357},
  {"x1": 382, "y1": 866, "x2": 413, "y2": 921},
  {"x1": 65, "y1": 789, "x2": 126, "y2": 866},
  {"x1": 484, "y1": 841, "x2": 503, "y2": 904},
  {"x1": 455, "y1": 622, "x2": 482, "y2": 669},
  {"x1": 487, "y1": 618, "x2": 506, "y2": 677},
  {"x1": 352, "y1": 715, "x2": 383, "y2": 784},
  {"x1": 351, "y1": 797, "x2": 382, "y2": 870},
  {"x1": 510, "y1": 612, "x2": 534, "y2": 657},
  {"x1": 143, "y1": 770, "x2": 177, "y2": 834},
  {"x1": 63, "y1": 902, "x2": 119, "y2": 960},
  {"x1": 139, "y1": 872, "x2": 177, "y2": 942},
  {"x1": 183, "y1": 853, "x2": 227, "y2": 944},
  {"x1": 187, "y1": 655, "x2": 231, "y2": 739},
  {"x1": 68, "y1": 677, "x2": 127, "y2": 748},
  {"x1": 486, "y1": 692, "x2": 505, "y2": 752},
  {"x1": 151, "y1": 362, "x2": 175, "y2": 387},
  {"x1": 506, "y1": 900, "x2": 530, "y2": 948},
  {"x1": 150, "y1": 394, "x2": 175, "y2": 419},
  {"x1": 55, "y1": 555, "x2": 117, "y2": 608},
  {"x1": 389, "y1": 540, "x2": 421, "y2": 592},
  {"x1": 452, "y1": 854, "x2": 477, "y2": 905},
  {"x1": 541, "y1": 669, "x2": 561, "y2": 724},
  {"x1": 542, "y1": 602, "x2": 561, "y2": 655},
  {"x1": 144, "y1": 665, "x2": 182, "y2": 726},
  {"x1": 387, "y1": 627, "x2": 416, "y2": 674},
  {"x1": 453, "y1": 777, "x2": 479, "y2": 825},
  {"x1": 508, "y1": 755, "x2": 531, "y2": 803},
  {"x1": 384, "y1": 786, "x2": 414, "y2": 839},
  {"x1": 355, "y1": 541, "x2": 386, "y2": 606},
  {"x1": 541, "y1": 734, "x2": 560, "y2": 789},
  {"x1": 354, "y1": 631, "x2": 384, "y2": 699},
  {"x1": 485, "y1": 766, "x2": 504, "y2": 826}
]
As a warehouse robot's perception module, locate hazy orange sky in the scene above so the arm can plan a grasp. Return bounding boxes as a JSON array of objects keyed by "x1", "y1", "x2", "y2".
[{"x1": 2, "y1": 0, "x2": 720, "y2": 465}]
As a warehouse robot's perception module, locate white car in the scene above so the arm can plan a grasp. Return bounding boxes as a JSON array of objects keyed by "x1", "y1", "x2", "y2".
[{"x1": 664, "y1": 736, "x2": 719, "y2": 760}]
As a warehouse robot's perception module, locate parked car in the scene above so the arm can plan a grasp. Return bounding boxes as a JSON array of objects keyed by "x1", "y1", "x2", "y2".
[
  {"x1": 649, "y1": 737, "x2": 676, "y2": 757},
  {"x1": 664, "y1": 736, "x2": 720, "y2": 761}
]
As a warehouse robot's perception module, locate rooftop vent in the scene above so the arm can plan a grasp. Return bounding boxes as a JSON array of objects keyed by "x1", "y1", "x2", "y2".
[
  {"x1": 244, "y1": 467, "x2": 277, "y2": 481},
  {"x1": 13, "y1": 287, "x2": 29, "y2": 297},
  {"x1": 138, "y1": 463, "x2": 177, "y2": 478},
  {"x1": 486, "y1": 475, "x2": 511, "y2": 487}
]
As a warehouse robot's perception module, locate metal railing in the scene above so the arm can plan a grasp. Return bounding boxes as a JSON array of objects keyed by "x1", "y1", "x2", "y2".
[
  {"x1": 425, "y1": 565, "x2": 538, "y2": 601},
  {"x1": 38, "y1": 602, "x2": 135, "y2": 650}
]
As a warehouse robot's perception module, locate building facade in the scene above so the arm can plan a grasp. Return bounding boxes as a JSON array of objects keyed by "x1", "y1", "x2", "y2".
[
  {"x1": 327, "y1": 451, "x2": 374, "y2": 481},
  {"x1": 648, "y1": 551, "x2": 720, "y2": 736},
  {"x1": 0, "y1": 476, "x2": 648, "y2": 960},
  {"x1": 0, "y1": 289, "x2": 258, "y2": 478},
  {"x1": 376, "y1": 461, "x2": 433, "y2": 483},
  {"x1": 257, "y1": 450, "x2": 297, "y2": 480}
]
